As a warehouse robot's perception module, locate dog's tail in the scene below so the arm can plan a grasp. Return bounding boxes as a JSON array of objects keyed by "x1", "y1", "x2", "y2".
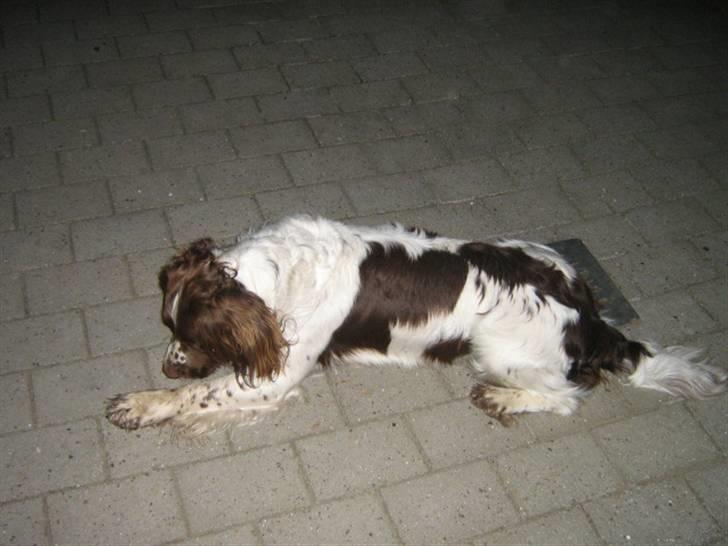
[
  {"x1": 626, "y1": 343, "x2": 727, "y2": 399},
  {"x1": 567, "y1": 317, "x2": 726, "y2": 399}
]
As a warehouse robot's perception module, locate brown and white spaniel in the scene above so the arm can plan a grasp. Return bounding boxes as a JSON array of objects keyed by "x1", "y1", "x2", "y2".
[{"x1": 106, "y1": 216, "x2": 726, "y2": 434}]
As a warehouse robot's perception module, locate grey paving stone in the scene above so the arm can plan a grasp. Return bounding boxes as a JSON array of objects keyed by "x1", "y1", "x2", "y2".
[
  {"x1": 161, "y1": 50, "x2": 238, "y2": 79},
  {"x1": 344, "y1": 172, "x2": 436, "y2": 215},
  {"x1": 328, "y1": 363, "x2": 452, "y2": 423},
  {"x1": 169, "y1": 525, "x2": 259, "y2": 546},
  {"x1": 582, "y1": 479, "x2": 720, "y2": 545},
  {"x1": 366, "y1": 134, "x2": 451, "y2": 174},
  {"x1": 593, "y1": 404, "x2": 720, "y2": 482},
  {"x1": 461, "y1": 92, "x2": 534, "y2": 123},
  {"x1": 555, "y1": 216, "x2": 648, "y2": 260},
  {"x1": 0, "y1": 95, "x2": 52, "y2": 126},
  {"x1": 0, "y1": 224, "x2": 71, "y2": 274},
  {"x1": 52, "y1": 87, "x2": 135, "y2": 119},
  {"x1": 229, "y1": 120, "x2": 317, "y2": 158},
  {"x1": 43, "y1": 38, "x2": 119, "y2": 67},
  {"x1": 592, "y1": 48, "x2": 664, "y2": 77},
  {"x1": 686, "y1": 462, "x2": 728, "y2": 529},
  {"x1": 572, "y1": 133, "x2": 652, "y2": 173},
  {"x1": 495, "y1": 433, "x2": 622, "y2": 516},
  {"x1": 0, "y1": 273, "x2": 25, "y2": 321},
  {"x1": 233, "y1": 42, "x2": 306, "y2": 70},
  {"x1": 528, "y1": 53, "x2": 607, "y2": 82},
  {"x1": 0, "y1": 418, "x2": 104, "y2": 502},
  {"x1": 16, "y1": 181, "x2": 112, "y2": 227},
  {"x1": 500, "y1": 145, "x2": 584, "y2": 184},
  {"x1": 258, "y1": 88, "x2": 338, "y2": 121},
  {"x1": 7, "y1": 65, "x2": 85, "y2": 97},
  {"x1": 101, "y1": 419, "x2": 229, "y2": 479},
  {"x1": 47, "y1": 471, "x2": 186, "y2": 545},
  {"x1": 127, "y1": 247, "x2": 171, "y2": 297},
  {"x1": 85, "y1": 296, "x2": 168, "y2": 355},
  {"x1": 639, "y1": 125, "x2": 719, "y2": 160},
  {"x1": 331, "y1": 80, "x2": 411, "y2": 112},
  {"x1": 576, "y1": 103, "x2": 657, "y2": 135},
  {"x1": 110, "y1": 169, "x2": 204, "y2": 213},
  {"x1": 0, "y1": 44, "x2": 44, "y2": 72},
  {"x1": 296, "y1": 417, "x2": 428, "y2": 500},
  {"x1": 229, "y1": 373, "x2": 344, "y2": 451},
  {"x1": 283, "y1": 145, "x2": 377, "y2": 186},
  {"x1": 86, "y1": 56, "x2": 164, "y2": 87},
  {"x1": 133, "y1": 77, "x2": 212, "y2": 109},
  {"x1": 148, "y1": 131, "x2": 236, "y2": 170},
  {"x1": 257, "y1": 182, "x2": 354, "y2": 222},
  {"x1": 60, "y1": 141, "x2": 149, "y2": 181},
  {"x1": 197, "y1": 156, "x2": 292, "y2": 199},
  {"x1": 652, "y1": 43, "x2": 722, "y2": 70},
  {"x1": 26, "y1": 256, "x2": 132, "y2": 314},
  {"x1": 471, "y1": 62, "x2": 542, "y2": 93},
  {"x1": 588, "y1": 75, "x2": 660, "y2": 104},
  {"x1": 37, "y1": 0, "x2": 107, "y2": 21},
  {"x1": 625, "y1": 198, "x2": 720, "y2": 244},
  {"x1": 641, "y1": 94, "x2": 720, "y2": 129},
  {"x1": 401, "y1": 71, "x2": 481, "y2": 103},
  {"x1": 615, "y1": 240, "x2": 717, "y2": 296},
  {"x1": 410, "y1": 398, "x2": 534, "y2": 467},
  {"x1": 3, "y1": 21, "x2": 75, "y2": 46},
  {"x1": 117, "y1": 31, "x2": 192, "y2": 58},
  {"x1": 353, "y1": 52, "x2": 428, "y2": 82},
  {"x1": 145, "y1": 7, "x2": 216, "y2": 32},
  {"x1": 13, "y1": 118, "x2": 98, "y2": 156},
  {"x1": 0, "y1": 373, "x2": 33, "y2": 433},
  {"x1": 440, "y1": 121, "x2": 522, "y2": 161},
  {"x1": 308, "y1": 111, "x2": 394, "y2": 146},
  {"x1": 72, "y1": 210, "x2": 171, "y2": 260},
  {"x1": 180, "y1": 98, "x2": 262, "y2": 132},
  {"x1": 687, "y1": 393, "x2": 728, "y2": 453},
  {"x1": 630, "y1": 157, "x2": 719, "y2": 200},
  {"x1": 631, "y1": 291, "x2": 719, "y2": 344},
  {"x1": 75, "y1": 14, "x2": 147, "y2": 40},
  {"x1": 647, "y1": 68, "x2": 717, "y2": 97},
  {"x1": 166, "y1": 196, "x2": 262, "y2": 244},
  {"x1": 521, "y1": 81, "x2": 602, "y2": 113},
  {"x1": 421, "y1": 158, "x2": 514, "y2": 203},
  {"x1": 383, "y1": 101, "x2": 465, "y2": 136},
  {"x1": 0, "y1": 497, "x2": 47, "y2": 546},
  {"x1": 207, "y1": 2, "x2": 279, "y2": 24},
  {"x1": 176, "y1": 446, "x2": 309, "y2": 534},
  {"x1": 0, "y1": 127, "x2": 11, "y2": 159},
  {"x1": 188, "y1": 24, "x2": 260, "y2": 50},
  {"x1": 513, "y1": 112, "x2": 590, "y2": 149},
  {"x1": 418, "y1": 45, "x2": 490, "y2": 72},
  {"x1": 303, "y1": 34, "x2": 377, "y2": 61},
  {"x1": 259, "y1": 493, "x2": 398, "y2": 545},
  {"x1": 97, "y1": 108, "x2": 183, "y2": 144},
  {"x1": 368, "y1": 26, "x2": 438, "y2": 53},
  {"x1": 208, "y1": 69, "x2": 287, "y2": 100},
  {"x1": 476, "y1": 506, "x2": 601, "y2": 546},
  {"x1": 257, "y1": 18, "x2": 329, "y2": 43},
  {"x1": 382, "y1": 460, "x2": 519, "y2": 545},
  {"x1": 282, "y1": 60, "x2": 360, "y2": 89},
  {"x1": 0, "y1": 192, "x2": 14, "y2": 231},
  {"x1": 33, "y1": 351, "x2": 149, "y2": 425},
  {"x1": 560, "y1": 171, "x2": 653, "y2": 218}
]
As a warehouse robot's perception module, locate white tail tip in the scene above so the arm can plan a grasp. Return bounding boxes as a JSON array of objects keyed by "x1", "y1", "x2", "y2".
[{"x1": 628, "y1": 345, "x2": 727, "y2": 399}]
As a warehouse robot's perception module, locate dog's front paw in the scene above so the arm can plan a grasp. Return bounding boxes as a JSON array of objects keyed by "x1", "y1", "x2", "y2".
[
  {"x1": 470, "y1": 384, "x2": 516, "y2": 427},
  {"x1": 106, "y1": 390, "x2": 174, "y2": 430}
]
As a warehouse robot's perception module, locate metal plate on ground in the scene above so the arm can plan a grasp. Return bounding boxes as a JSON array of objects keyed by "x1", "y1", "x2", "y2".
[{"x1": 547, "y1": 239, "x2": 639, "y2": 326}]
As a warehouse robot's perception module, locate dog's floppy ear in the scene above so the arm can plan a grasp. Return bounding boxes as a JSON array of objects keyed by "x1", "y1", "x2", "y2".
[
  {"x1": 190, "y1": 283, "x2": 288, "y2": 387},
  {"x1": 159, "y1": 238, "x2": 218, "y2": 329}
]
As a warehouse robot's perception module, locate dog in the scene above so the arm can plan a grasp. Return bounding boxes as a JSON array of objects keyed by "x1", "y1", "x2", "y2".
[{"x1": 106, "y1": 216, "x2": 726, "y2": 434}]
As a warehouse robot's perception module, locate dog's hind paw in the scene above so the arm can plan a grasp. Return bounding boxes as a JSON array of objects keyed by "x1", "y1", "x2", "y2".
[{"x1": 105, "y1": 390, "x2": 175, "y2": 430}]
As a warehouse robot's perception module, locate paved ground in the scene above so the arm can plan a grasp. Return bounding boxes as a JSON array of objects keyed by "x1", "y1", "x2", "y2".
[{"x1": 1, "y1": 0, "x2": 727, "y2": 544}]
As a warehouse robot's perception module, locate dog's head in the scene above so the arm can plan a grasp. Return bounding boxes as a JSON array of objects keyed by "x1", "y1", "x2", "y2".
[{"x1": 158, "y1": 238, "x2": 286, "y2": 386}]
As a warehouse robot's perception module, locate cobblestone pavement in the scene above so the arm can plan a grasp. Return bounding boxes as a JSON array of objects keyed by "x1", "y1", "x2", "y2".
[{"x1": 1, "y1": 1, "x2": 727, "y2": 544}]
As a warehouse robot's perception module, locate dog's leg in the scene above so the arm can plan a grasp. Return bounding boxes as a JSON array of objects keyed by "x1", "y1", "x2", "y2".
[
  {"x1": 469, "y1": 382, "x2": 582, "y2": 425},
  {"x1": 107, "y1": 355, "x2": 315, "y2": 434}
]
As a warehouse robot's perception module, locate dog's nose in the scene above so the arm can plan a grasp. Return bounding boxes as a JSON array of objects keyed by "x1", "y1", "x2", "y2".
[{"x1": 162, "y1": 362, "x2": 181, "y2": 378}]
